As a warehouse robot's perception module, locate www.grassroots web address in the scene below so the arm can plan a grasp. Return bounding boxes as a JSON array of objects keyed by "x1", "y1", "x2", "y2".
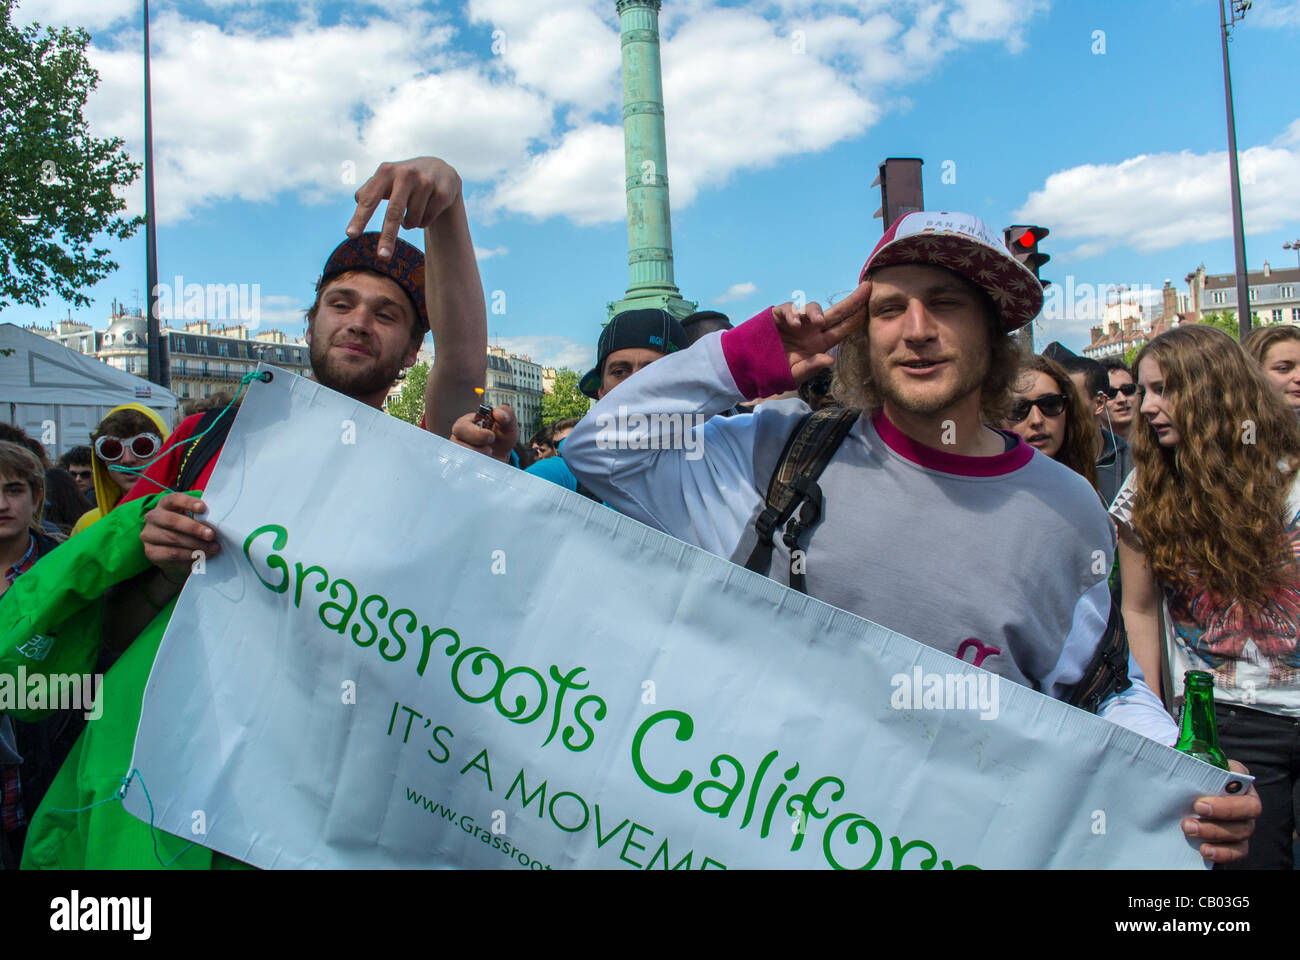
[{"x1": 407, "y1": 787, "x2": 552, "y2": 870}]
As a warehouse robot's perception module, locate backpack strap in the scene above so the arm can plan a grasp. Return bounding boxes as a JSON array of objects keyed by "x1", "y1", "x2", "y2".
[
  {"x1": 574, "y1": 478, "x2": 603, "y2": 503},
  {"x1": 1067, "y1": 592, "x2": 1134, "y2": 713},
  {"x1": 743, "y1": 406, "x2": 861, "y2": 593},
  {"x1": 175, "y1": 407, "x2": 236, "y2": 493}
]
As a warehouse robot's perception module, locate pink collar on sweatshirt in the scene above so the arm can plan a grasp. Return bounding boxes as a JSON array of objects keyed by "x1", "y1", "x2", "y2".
[{"x1": 871, "y1": 409, "x2": 1032, "y2": 477}]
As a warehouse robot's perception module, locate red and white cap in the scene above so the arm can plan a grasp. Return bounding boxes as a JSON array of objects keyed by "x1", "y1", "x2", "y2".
[{"x1": 859, "y1": 211, "x2": 1044, "y2": 333}]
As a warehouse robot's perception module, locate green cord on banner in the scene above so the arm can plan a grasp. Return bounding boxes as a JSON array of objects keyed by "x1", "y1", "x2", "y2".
[
  {"x1": 45, "y1": 767, "x2": 196, "y2": 869},
  {"x1": 107, "y1": 370, "x2": 272, "y2": 495}
]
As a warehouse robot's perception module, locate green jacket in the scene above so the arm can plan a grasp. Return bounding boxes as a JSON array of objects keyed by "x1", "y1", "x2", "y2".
[{"x1": 1, "y1": 495, "x2": 244, "y2": 869}]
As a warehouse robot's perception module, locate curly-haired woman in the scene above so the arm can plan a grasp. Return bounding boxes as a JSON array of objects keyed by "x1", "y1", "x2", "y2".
[{"x1": 1112, "y1": 324, "x2": 1300, "y2": 869}]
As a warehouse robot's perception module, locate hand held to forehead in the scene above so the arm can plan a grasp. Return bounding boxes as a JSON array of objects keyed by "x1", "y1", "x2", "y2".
[{"x1": 774, "y1": 280, "x2": 869, "y2": 384}]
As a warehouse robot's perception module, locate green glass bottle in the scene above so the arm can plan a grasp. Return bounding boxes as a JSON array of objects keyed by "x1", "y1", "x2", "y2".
[{"x1": 1174, "y1": 671, "x2": 1229, "y2": 770}]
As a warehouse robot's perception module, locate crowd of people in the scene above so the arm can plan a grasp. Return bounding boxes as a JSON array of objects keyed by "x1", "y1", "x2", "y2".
[{"x1": 0, "y1": 158, "x2": 1292, "y2": 870}]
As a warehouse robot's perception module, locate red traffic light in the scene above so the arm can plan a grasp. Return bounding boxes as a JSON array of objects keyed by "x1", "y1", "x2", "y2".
[{"x1": 1003, "y1": 225, "x2": 1051, "y2": 287}]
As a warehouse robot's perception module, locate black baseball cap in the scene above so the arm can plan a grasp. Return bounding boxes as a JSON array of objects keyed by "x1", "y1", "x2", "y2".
[
  {"x1": 579, "y1": 308, "x2": 689, "y2": 399},
  {"x1": 318, "y1": 232, "x2": 429, "y2": 334}
]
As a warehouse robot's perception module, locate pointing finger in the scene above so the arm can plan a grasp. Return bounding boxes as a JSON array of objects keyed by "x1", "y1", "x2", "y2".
[
  {"x1": 377, "y1": 170, "x2": 414, "y2": 258},
  {"x1": 347, "y1": 164, "x2": 392, "y2": 239}
]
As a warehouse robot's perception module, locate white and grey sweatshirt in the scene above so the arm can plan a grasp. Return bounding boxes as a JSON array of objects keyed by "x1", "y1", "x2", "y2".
[{"x1": 563, "y1": 308, "x2": 1178, "y2": 745}]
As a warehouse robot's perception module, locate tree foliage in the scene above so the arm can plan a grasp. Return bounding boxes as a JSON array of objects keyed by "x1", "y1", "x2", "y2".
[
  {"x1": 387, "y1": 361, "x2": 429, "y2": 425},
  {"x1": 1198, "y1": 310, "x2": 1241, "y2": 342},
  {"x1": 1, "y1": 0, "x2": 142, "y2": 309},
  {"x1": 540, "y1": 368, "x2": 590, "y2": 424}
]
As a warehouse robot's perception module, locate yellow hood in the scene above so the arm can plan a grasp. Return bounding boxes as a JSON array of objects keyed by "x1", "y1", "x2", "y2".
[{"x1": 72, "y1": 403, "x2": 170, "y2": 535}]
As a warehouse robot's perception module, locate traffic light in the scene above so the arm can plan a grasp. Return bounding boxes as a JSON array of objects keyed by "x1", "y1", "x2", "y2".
[
  {"x1": 872, "y1": 158, "x2": 924, "y2": 232},
  {"x1": 1003, "y1": 225, "x2": 1051, "y2": 288}
]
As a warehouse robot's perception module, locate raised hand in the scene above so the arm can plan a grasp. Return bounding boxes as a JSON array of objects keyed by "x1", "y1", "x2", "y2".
[
  {"x1": 772, "y1": 280, "x2": 870, "y2": 384},
  {"x1": 345, "y1": 157, "x2": 464, "y2": 259}
]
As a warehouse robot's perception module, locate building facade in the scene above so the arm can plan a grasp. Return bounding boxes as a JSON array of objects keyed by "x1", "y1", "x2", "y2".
[
  {"x1": 1186, "y1": 262, "x2": 1300, "y2": 326},
  {"x1": 37, "y1": 307, "x2": 311, "y2": 401},
  {"x1": 1082, "y1": 282, "x2": 1183, "y2": 360},
  {"x1": 484, "y1": 346, "x2": 544, "y2": 437}
]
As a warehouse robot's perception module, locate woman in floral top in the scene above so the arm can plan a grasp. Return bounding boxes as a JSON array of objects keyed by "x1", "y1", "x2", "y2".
[{"x1": 1113, "y1": 324, "x2": 1300, "y2": 869}]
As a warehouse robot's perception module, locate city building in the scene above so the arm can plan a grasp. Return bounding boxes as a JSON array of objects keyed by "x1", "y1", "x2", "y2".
[
  {"x1": 35, "y1": 304, "x2": 311, "y2": 401},
  {"x1": 1185, "y1": 262, "x2": 1300, "y2": 326},
  {"x1": 1082, "y1": 282, "x2": 1182, "y2": 360},
  {"x1": 484, "y1": 346, "x2": 544, "y2": 437}
]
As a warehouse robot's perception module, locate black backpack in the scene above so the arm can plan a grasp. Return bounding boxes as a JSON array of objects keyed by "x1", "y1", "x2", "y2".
[
  {"x1": 175, "y1": 406, "x2": 237, "y2": 493},
  {"x1": 743, "y1": 407, "x2": 1131, "y2": 713}
]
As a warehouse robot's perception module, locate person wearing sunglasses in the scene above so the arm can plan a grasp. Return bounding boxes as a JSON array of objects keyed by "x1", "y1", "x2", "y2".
[
  {"x1": 1099, "y1": 358, "x2": 1139, "y2": 443},
  {"x1": 68, "y1": 403, "x2": 170, "y2": 536},
  {"x1": 56, "y1": 446, "x2": 96, "y2": 504},
  {"x1": 1042, "y1": 344, "x2": 1134, "y2": 508},
  {"x1": 1002, "y1": 355, "x2": 1100, "y2": 493}
]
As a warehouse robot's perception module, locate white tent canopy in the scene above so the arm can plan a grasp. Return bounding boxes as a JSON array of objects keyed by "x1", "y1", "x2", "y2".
[{"x1": 0, "y1": 322, "x2": 179, "y2": 459}]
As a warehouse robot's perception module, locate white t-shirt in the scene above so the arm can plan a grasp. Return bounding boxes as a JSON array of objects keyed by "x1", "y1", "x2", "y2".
[{"x1": 1110, "y1": 469, "x2": 1300, "y2": 716}]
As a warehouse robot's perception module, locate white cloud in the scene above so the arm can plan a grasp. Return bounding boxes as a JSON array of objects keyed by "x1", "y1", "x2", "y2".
[
  {"x1": 489, "y1": 335, "x2": 594, "y2": 372},
  {"x1": 89, "y1": 11, "x2": 466, "y2": 224},
  {"x1": 1249, "y1": 0, "x2": 1300, "y2": 28},
  {"x1": 52, "y1": 1, "x2": 1050, "y2": 228},
  {"x1": 466, "y1": 0, "x2": 621, "y2": 115},
  {"x1": 715, "y1": 281, "x2": 757, "y2": 302},
  {"x1": 15, "y1": 0, "x2": 137, "y2": 32},
  {"x1": 487, "y1": 124, "x2": 625, "y2": 224},
  {"x1": 474, "y1": 245, "x2": 508, "y2": 260},
  {"x1": 1014, "y1": 131, "x2": 1300, "y2": 257}
]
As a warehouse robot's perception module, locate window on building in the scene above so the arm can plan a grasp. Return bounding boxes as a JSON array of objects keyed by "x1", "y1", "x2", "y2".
[
  {"x1": 198, "y1": 340, "x2": 208, "y2": 354},
  {"x1": 1273, "y1": 309, "x2": 1284, "y2": 324},
  {"x1": 1248, "y1": 289, "x2": 1257, "y2": 302},
  {"x1": 1293, "y1": 308, "x2": 1300, "y2": 323},
  {"x1": 1211, "y1": 291, "x2": 1225, "y2": 305},
  {"x1": 220, "y1": 342, "x2": 230, "y2": 357},
  {"x1": 1281, "y1": 286, "x2": 1295, "y2": 300}
]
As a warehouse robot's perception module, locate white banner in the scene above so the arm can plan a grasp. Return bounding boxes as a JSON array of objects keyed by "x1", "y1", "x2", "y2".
[{"x1": 125, "y1": 367, "x2": 1246, "y2": 869}]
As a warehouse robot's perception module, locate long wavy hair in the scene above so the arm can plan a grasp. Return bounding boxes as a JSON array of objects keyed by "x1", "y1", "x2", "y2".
[
  {"x1": 1243, "y1": 323, "x2": 1300, "y2": 367},
  {"x1": 1131, "y1": 325, "x2": 1300, "y2": 608},
  {"x1": 832, "y1": 270, "x2": 1020, "y2": 424},
  {"x1": 1012, "y1": 354, "x2": 1099, "y2": 490}
]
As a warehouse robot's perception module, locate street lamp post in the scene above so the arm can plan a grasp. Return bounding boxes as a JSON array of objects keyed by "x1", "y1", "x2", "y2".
[
  {"x1": 1219, "y1": 0, "x2": 1252, "y2": 341},
  {"x1": 1285, "y1": 240, "x2": 1300, "y2": 271},
  {"x1": 142, "y1": 0, "x2": 168, "y2": 388}
]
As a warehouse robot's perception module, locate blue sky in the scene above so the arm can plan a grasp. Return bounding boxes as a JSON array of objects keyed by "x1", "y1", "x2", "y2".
[{"x1": 8, "y1": 0, "x2": 1300, "y2": 370}]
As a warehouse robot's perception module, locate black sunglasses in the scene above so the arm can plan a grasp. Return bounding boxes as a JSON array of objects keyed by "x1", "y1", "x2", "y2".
[
  {"x1": 1007, "y1": 394, "x2": 1068, "y2": 423},
  {"x1": 1100, "y1": 383, "x2": 1139, "y2": 400}
]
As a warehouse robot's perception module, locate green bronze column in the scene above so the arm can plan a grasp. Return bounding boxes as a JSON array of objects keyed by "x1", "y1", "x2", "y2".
[{"x1": 609, "y1": 0, "x2": 696, "y2": 320}]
